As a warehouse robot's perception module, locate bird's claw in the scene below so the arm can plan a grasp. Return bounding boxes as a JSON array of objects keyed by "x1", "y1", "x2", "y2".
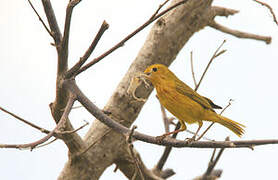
[
  {"x1": 156, "y1": 134, "x2": 167, "y2": 143},
  {"x1": 185, "y1": 136, "x2": 196, "y2": 143}
]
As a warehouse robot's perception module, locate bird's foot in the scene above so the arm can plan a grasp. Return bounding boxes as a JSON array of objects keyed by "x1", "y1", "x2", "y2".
[
  {"x1": 185, "y1": 136, "x2": 196, "y2": 143},
  {"x1": 155, "y1": 134, "x2": 167, "y2": 143}
]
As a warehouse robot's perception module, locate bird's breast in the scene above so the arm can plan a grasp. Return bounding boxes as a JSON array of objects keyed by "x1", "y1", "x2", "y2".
[{"x1": 155, "y1": 85, "x2": 204, "y2": 124}]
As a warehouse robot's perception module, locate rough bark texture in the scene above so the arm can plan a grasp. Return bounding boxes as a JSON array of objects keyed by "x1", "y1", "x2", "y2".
[{"x1": 57, "y1": 0, "x2": 230, "y2": 179}]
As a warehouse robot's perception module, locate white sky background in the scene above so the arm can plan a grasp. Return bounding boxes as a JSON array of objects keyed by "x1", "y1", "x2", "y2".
[{"x1": 1, "y1": 0, "x2": 278, "y2": 179}]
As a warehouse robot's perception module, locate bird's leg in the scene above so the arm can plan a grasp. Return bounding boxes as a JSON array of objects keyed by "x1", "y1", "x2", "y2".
[
  {"x1": 196, "y1": 122, "x2": 213, "y2": 141},
  {"x1": 156, "y1": 122, "x2": 186, "y2": 141},
  {"x1": 187, "y1": 121, "x2": 203, "y2": 142}
]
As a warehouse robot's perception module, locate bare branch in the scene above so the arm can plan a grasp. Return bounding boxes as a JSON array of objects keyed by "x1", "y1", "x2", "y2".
[
  {"x1": 63, "y1": 76, "x2": 278, "y2": 149},
  {"x1": 58, "y1": 0, "x2": 81, "y2": 74},
  {"x1": 253, "y1": 0, "x2": 278, "y2": 25},
  {"x1": 203, "y1": 137, "x2": 229, "y2": 177},
  {"x1": 209, "y1": 21, "x2": 272, "y2": 44},
  {"x1": 66, "y1": 21, "x2": 109, "y2": 78},
  {"x1": 0, "y1": 106, "x2": 50, "y2": 134},
  {"x1": 57, "y1": 120, "x2": 89, "y2": 134},
  {"x1": 36, "y1": 138, "x2": 58, "y2": 148},
  {"x1": 28, "y1": 0, "x2": 53, "y2": 38},
  {"x1": 155, "y1": 123, "x2": 180, "y2": 171},
  {"x1": 160, "y1": 103, "x2": 170, "y2": 133},
  {"x1": 75, "y1": 0, "x2": 190, "y2": 75},
  {"x1": 0, "y1": 94, "x2": 75, "y2": 150},
  {"x1": 196, "y1": 99, "x2": 233, "y2": 141},
  {"x1": 149, "y1": 0, "x2": 170, "y2": 20},
  {"x1": 195, "y1": 40, "x2": 226, "y2": 91},
  {"x1": 61, "y1": 0, "x2": 82, "y2": 50},
  {"x1": 211, "y1": 6, "x2": 239, "y2": 17},
  {"x1": 41, "y1": 0, "x2": 62, "y2": 44},
  {"x1": 127, "y1": 126, "x2": 145, "y2": 180},
  {"x1": 190, "y1": 51, "x2": 197, "y2": 88}
]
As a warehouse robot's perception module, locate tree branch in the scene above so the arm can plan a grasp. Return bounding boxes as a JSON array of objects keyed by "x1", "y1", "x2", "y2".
[
  {"x1": 75, "y1": 0, "x2": 190, "y2": 76},
  {"x1": 190, "y1": 51, "x2": 198, "y2": 88},
  {"x1": 253, "y1": 0, "x2": 278, "y2": 25},
  {"x1": 126, "y1": 126, "x2": 145, "y2": 180},
  {"x1": 210, "y1": 6, "x2": 239, "y2": 17},
  {"x1": 195, "y1": 40, "x2": 226, "y2": 90},
  {"x1": 203, "y1": 137, "x2": 229, "y2": 178},
  {"x1": 209, "y1": 21, "x2": 272, "y2": 44},
  {"x1": 58, "y1": 0, "x2": 81, "y2": 75},
  {"x1": 0, "y1": 106, "x2": 50, "y2": 134},
  {"x1": 28, "y1": 0, "x2": 53, "y2": 38},
  {"x1": 149, "y1": 0, "x2": 170, "y2": 21},
  {"x1": 64, "y1": 79, "x2": 278, "y2": 149},
  {"x1": 41, "y1": 0, "x2": 62, "y2": 45},
  {"x1": 65, "y1": 21, "x2": 109, "y2": 78},
  {"x1": 0, "y1": 95, "x2": 75, "y2": 150}
]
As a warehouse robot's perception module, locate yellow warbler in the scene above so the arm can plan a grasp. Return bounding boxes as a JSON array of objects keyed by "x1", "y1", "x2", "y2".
[{"x1": 143, "y1": 64, "x2": 245, "y2": 139}]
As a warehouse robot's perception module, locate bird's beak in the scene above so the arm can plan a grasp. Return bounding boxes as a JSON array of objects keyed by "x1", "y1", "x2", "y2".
[
  {"x1": 145, "y1": 72, "x2": 151, "y2": 76},
  {"x1": 141, "y1": 71, "x2": 150, "y2": 78}
]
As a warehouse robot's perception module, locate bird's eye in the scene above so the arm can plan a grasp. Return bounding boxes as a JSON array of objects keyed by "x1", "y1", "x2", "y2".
[{"x1": 152, "y1": 67, "x2": 157, "y2": 72}]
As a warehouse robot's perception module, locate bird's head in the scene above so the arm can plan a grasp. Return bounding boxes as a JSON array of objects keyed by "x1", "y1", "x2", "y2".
[{"x1": 143, "y1": 64, "x2": 172, "y2": 86}]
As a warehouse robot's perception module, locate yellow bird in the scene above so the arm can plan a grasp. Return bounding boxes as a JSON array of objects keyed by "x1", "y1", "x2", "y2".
[{"x1": 143, "y1": 64, "x2": 245, "y2": 140}]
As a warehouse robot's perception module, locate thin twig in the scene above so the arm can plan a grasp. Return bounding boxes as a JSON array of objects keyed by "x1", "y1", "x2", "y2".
[
  {"x1": 79, "y1": 129, "x2": 111, "y2": 155},
  {"x1": 196, "y1": 99, "x2": 233, "y2": 141},
  {"x1": 0, "y1": 94, "x2": 75, "y2": 150},
  {"x1": 195, "y1": 40, "x2": 226, "y2": 91},
  {"x1": 253, "y1": 0, "x2": 278, "y2": 25},
  {"x1": 220, "y1": 99, "x2": 233, "y2": 114},
  {"x1": 149, "y1": 0, "x2": 170, "y2": 20},
  {"x1": 75, "y1": 0, "x2": 189, "y2": 76},
  {"x1": 66, "y1": 21, "x2": 109, "y2": 78},
  {"x1": 190, "y1": 51, "x2": 197, "y2": 88},
  {"x1": 0, "y1": 106, "x2": 50, "y2": 134},
  {"x1": 27, "y1": 0, "x2": 53, "y2": 38},
  {"x1": 160, "y1": 104, "x2": 170, "y2": 133},
  {"x1": 186, "y1": 129, "x2": 212, "y2": 141},
  {"x1": 203, "y1": 137, "x2": 230, "y2": 179},
  {"x1": 57, "y1": 120, "x2": 89, "y2": 134},
  {"x1": 156, "y1": 123, "x2": 180, "y2": 171},
  {"x1": 36, "y1": 138, "x2": 58, "y2": 148},
  {"x1": 127, "y1": 126, "x2": 145, "y2": 180},
  {"x1": 209, "y1": 21, "x2": 271, "y2": 44}
]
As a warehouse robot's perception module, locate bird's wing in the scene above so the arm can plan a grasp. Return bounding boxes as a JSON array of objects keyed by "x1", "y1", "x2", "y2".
[
  {"x1": 175, "y1": 80, "x2": 216, "y2": 111},
  {"x1": 202, "y1": 96, "x2": 222, "y2": 109}
]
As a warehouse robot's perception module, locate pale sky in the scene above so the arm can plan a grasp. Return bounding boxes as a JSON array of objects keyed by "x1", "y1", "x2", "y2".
[{"x1": 1, "y1": 0, "x2": 278, "y2": 179}]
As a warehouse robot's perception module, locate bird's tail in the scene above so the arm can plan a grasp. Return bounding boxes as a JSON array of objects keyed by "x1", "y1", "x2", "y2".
[{"x1": 207, "y1": 113, "x2": 245, "y2": 137}]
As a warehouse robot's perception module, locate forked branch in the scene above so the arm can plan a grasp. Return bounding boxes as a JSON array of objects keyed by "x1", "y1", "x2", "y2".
[
  {"x1": 75, "y1": 0, "x2": 190, "y2": 75},
  {"x1": 0, "y1": 94, "x2": 75, "y2": 150},
  {"x1": 66, "y1": 21, "x2": 109, "y2": 78}
]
